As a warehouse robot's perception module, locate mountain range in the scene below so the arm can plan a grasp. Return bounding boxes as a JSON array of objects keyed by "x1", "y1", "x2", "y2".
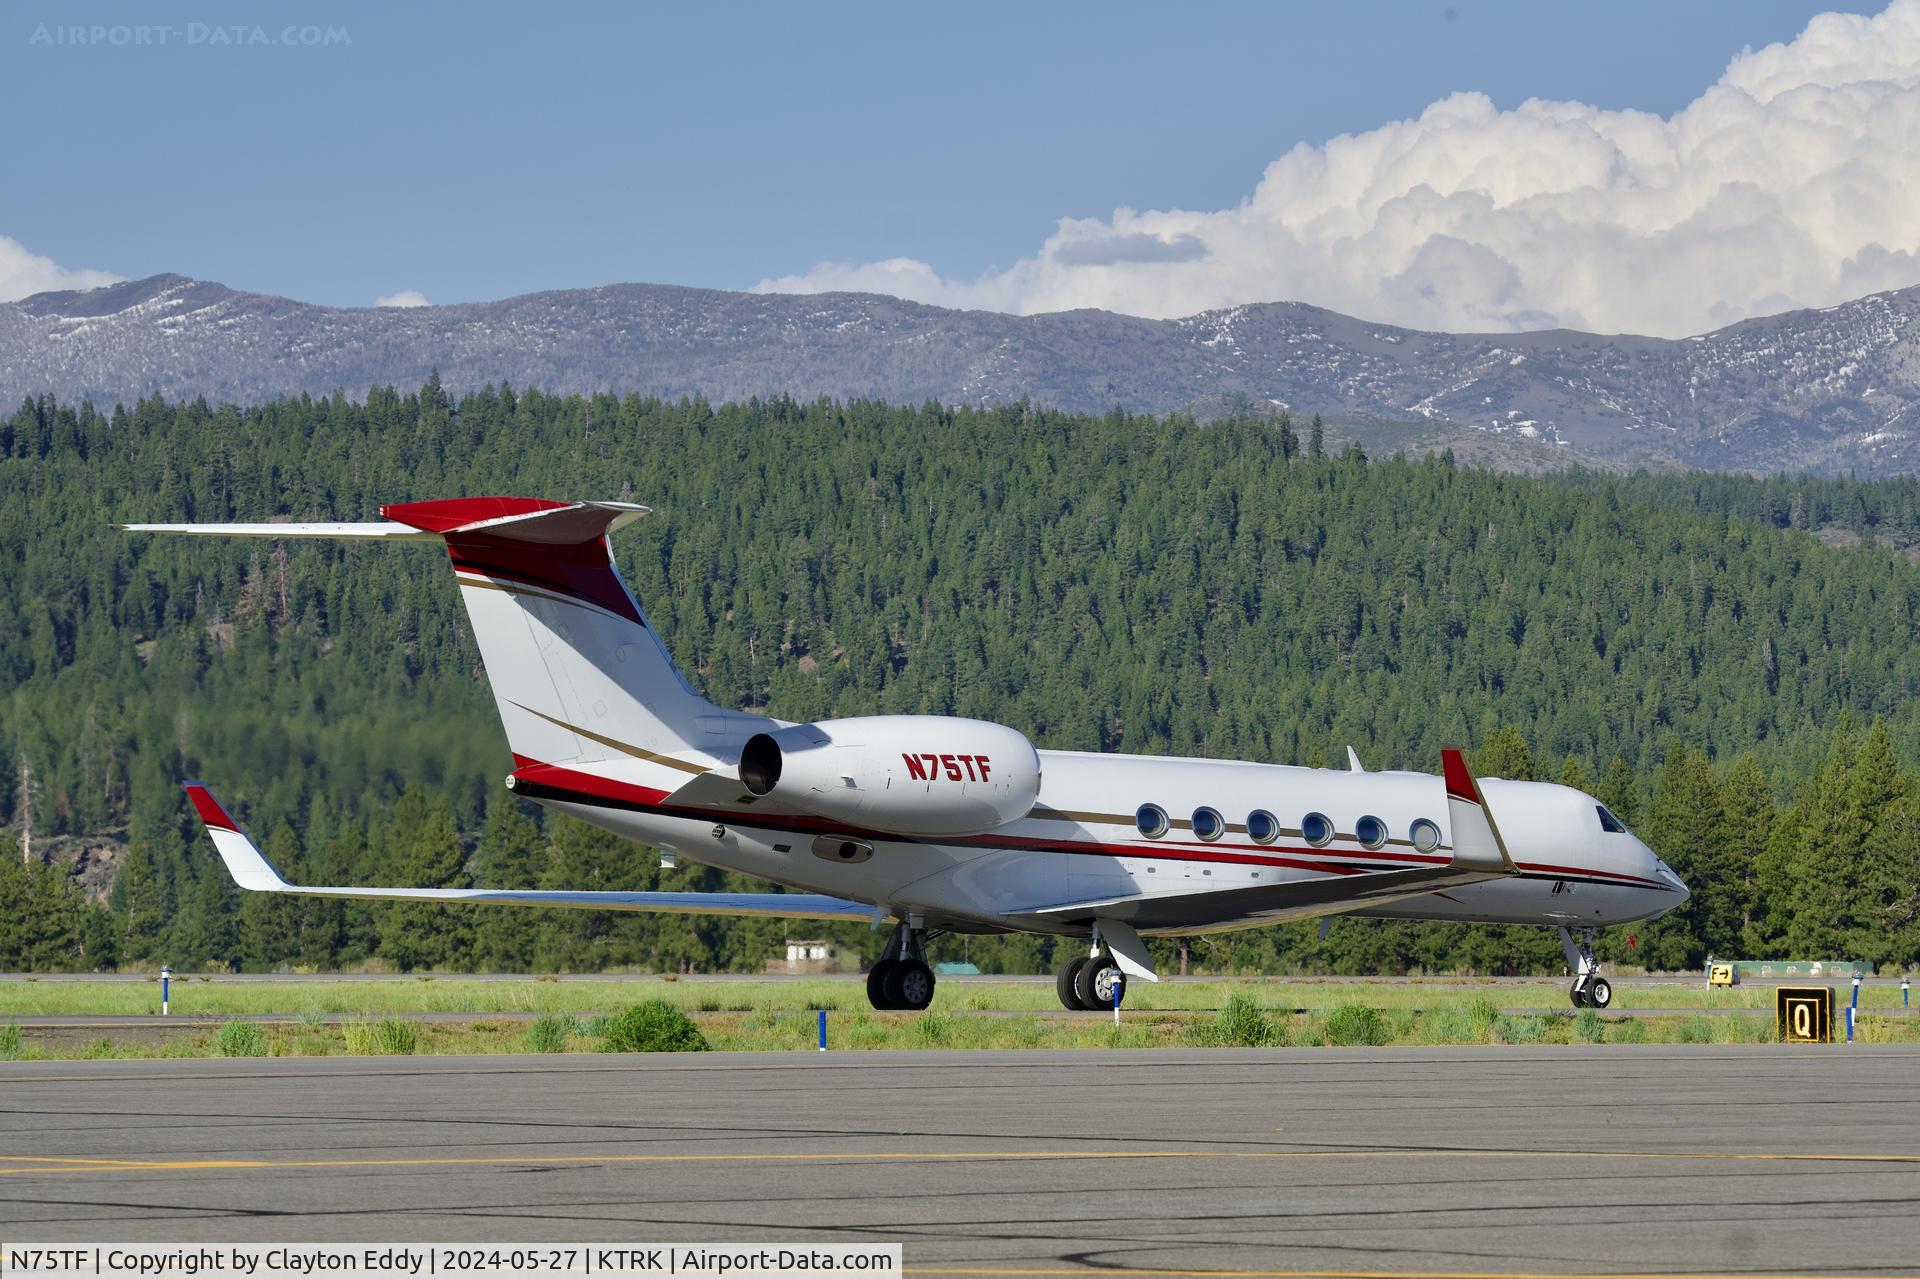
[{"x1": 5, "y1": 272, "x2": 1919, "y2": 474}]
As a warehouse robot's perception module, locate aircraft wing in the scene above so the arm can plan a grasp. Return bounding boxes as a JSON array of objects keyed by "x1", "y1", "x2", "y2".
[
  {"x1": 1011, "y1": 745, "x2": 1516, "y2": 936},
  {"x1": 184, "y1": 782, "x2": 876, "y2": 922}
]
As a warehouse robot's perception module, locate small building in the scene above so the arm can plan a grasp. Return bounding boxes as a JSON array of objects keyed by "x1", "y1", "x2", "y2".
[{"x1": 767, "y1": 938, "x2": 851, "y2": 974}]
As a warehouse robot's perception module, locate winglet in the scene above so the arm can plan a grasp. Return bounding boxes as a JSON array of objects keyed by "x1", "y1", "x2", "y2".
[
  {"x1": 182, "y1": 782, "x2": 293, "y2": 892},
  {"x1": 1439, "y1": 747, "x2": 1517, "y2": 875}
]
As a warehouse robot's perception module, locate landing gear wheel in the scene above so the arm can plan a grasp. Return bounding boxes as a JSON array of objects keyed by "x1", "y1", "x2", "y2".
[
  {"x1": 1569, "y1": 980, "x2": 1588, "y2": 1009},
  {"x1": 1586, "y1": 977, "x2": 1612, "y2": 1009},
  {"x1": 884, "y1": 959, "x2": 936, "y2": 1011},
  {"x1": 1057, "y1": 956, "x2": 1090, "y2": 1010},
  {"x1": 1075, "y1": 957, "x2": 1122, "y2": 1010},
  {"x1": 1089, "y1": 963, "x2": 1126, "y2": 1009},
  {"x1": 868, "y1": 960, "x2": 899, "y2": 1010}
]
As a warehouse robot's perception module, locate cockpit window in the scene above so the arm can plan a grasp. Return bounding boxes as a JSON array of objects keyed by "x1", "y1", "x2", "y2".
[{"x1": 1596, "y1": 805, "x2": 1626, "y2": 834}]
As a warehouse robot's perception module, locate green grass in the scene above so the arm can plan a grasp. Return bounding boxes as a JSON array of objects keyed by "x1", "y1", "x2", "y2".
[
  {"x1": 3, "y1": 976, "x2": 1916, "y2": 1060},
  {"x1": 341, "y1": 1017, "x2": 418, "y2": 1056},
  {"x1": 7, "y1": 975, "x2": 1910, "y2": 1019},
  {"x1": 522, "y1": 1013, "x2": 575, "y2": 1053},
  {"x1": 0, "y1": 1004, "x2": 1913, "y2": 1060},
  {"x1": 602, "y1": 1000, "x2": 708, "y2": 1053},
  {"x1": 214, "y1": 1019, "x2": 268, "y2": 1057}
]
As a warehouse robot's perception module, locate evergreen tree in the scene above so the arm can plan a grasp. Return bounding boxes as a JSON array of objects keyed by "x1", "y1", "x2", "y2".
[
  {"x1": 1716, "y1": 753, "x2": 1774, "y2": 947},
  {"x1": 471, "y1": 792, "x2": 545, "y2": 970},
  {"x1": 1472, "y1": 726, "x2": 1537, "y2": 781},
  {"x1": 374, "y1": 784, "x2": 472, "y2": 971},
  {"x1": 1640, "y1": 746, "x2": 1724, "y2": 969},
  {"x1": 7, "y1": 384, "x2": 1920, "y2": 972}
]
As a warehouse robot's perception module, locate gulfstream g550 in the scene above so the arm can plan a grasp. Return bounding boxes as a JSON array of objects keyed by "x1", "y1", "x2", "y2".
[{"x1": 133, "y1": 497, "x2": 1689, "y2": 1011}]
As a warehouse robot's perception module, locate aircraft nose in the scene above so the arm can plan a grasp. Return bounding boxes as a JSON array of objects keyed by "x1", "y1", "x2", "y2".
[{"x1": 1655, "y1": 858, "x2": 1688, "y2": 903}]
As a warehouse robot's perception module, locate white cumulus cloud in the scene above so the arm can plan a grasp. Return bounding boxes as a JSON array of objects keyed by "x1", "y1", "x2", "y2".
[
  {"x1": 755, "y1": 0, "x2": 1920, "y2": 337},
  {"x1": 0, "y1": 234, "x2": 121, "y2": 303},
  {"x1": 374, "y1": 289, "x2": 430, "y2": 308}
]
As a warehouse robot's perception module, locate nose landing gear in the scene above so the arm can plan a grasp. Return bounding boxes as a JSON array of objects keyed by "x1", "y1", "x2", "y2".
[
  {"x1": 1560, "y1": 926, "x2": 1612, "y2": 1009},
  {"x1": 866, "y1": 916, "x2": 936, "y2": 1011}
]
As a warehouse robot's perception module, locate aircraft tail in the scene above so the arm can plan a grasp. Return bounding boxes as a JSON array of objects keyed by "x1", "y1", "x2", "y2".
[{"x1": 126, "y1": 498, "x2": 754, "y2": 770}]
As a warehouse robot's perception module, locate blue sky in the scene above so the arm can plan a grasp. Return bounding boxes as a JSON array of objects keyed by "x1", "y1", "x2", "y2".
[{"x1": 0, "y1": 0, "x2": 1900, "y2": 329}]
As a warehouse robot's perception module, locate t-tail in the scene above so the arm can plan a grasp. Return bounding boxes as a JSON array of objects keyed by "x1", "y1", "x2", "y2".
[{"x1": 124, "y1": 498, "x2": 763, "y2": 771}]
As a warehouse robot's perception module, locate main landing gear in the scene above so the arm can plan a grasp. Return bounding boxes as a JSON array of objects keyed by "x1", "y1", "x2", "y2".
[
  {"x1": 1560, "y1": 925, "x2": 1612, "y2": 1009},
  {"x1": 866, "y1": 917, "x2": 937, "y2": 1011},
  {"x1": 1057, "y1": 931, "x2": 1127, "y2": 1011}
]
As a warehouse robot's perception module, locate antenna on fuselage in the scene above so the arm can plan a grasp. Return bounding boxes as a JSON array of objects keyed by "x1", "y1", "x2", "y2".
[{"x1": 1347, "y1": 746, "x2": 1365, "y2": 772}]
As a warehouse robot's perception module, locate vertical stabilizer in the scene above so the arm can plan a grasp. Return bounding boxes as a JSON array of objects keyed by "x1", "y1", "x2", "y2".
[{"x1": 378, "y1": 498, "x2": 757, "y2": 769}]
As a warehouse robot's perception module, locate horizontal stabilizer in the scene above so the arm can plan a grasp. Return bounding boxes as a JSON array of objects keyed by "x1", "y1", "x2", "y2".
[
  {"x1": 185, "y1": 782, "x2": 875, "y2": 922},
  {"x1": 123, "y1": 499, "x2": 652, "y2": 546},
  {"x1": 122, "y1": 521, "x2": 438, "y2": 540}
]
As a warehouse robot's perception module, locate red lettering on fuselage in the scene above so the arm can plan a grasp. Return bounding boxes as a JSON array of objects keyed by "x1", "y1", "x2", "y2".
[{"x1": 902, "y1": 753, "x2": 993, "y2": 784}]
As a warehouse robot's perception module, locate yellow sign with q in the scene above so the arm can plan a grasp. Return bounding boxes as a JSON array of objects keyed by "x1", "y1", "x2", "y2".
[{"x1": 1776, "y1": 986, "x2": 1833, "y2": 1043}]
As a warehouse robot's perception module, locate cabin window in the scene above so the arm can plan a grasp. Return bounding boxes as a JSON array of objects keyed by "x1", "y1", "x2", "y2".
[
  {"x1": 1136, "y1": 804, "x2": 1170, "y2": 839},
  {"x1": 1192, "y1": 807, "x2": 1224, "y2": 842},
  {"x1": 1301, "y1": 811, "x2": 1334, "y2": 847},
  {"x1": 1247, "y1": 809, "x2": 1279, "y2": 845},
  {"x1": 1596, "y1": 805, "x2": 1626, "y2": 834},
  {"x1": 1410, "y1": 818, "x2": 1442, "y2": 853},
  {"x1": 1356, "y1": 815, "x2": 1388, "y2": 849}
]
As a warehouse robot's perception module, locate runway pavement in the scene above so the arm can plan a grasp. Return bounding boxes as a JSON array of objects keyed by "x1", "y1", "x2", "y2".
[{"x1": 2, "y1": 1046, "x2": 1917, "y2": 1277}]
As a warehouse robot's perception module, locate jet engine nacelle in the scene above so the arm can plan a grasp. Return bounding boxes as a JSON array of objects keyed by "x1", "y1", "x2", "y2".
[{"x1": 738, "y1": 715, "x2": 1041, "y2": 836}]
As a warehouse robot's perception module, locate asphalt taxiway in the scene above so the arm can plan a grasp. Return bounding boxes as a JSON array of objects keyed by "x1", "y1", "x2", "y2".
[{"x1": 2, "y1": 1046, "x2": 1916, "y2": 1277}]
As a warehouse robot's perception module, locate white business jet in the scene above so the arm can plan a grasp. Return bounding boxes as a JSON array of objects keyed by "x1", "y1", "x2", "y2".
[{"x1": 133, "y1": 498, "x2": 1689, "y2": 1011}]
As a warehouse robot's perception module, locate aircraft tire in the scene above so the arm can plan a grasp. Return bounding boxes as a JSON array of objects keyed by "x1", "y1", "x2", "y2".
[
  {"x1": 1074, "y1": 958, "x2": 1118, "y2": 1010},
  {"x1": 868, "y1": 960, "x2": 899, "y2": 1010},
  {"x1": 885, "y1": 959, "x2": 936, "y2": 1011},
  {"x1": 1587, "y1": 977, "x2": 1612, "y2": 1009},
  {"x1": 1057, "y1": 957, "x2": 1089, "y2": 1011},
  {"x1": 1569, "y1": 980, "x2": 1588, "y2": 1009}
]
